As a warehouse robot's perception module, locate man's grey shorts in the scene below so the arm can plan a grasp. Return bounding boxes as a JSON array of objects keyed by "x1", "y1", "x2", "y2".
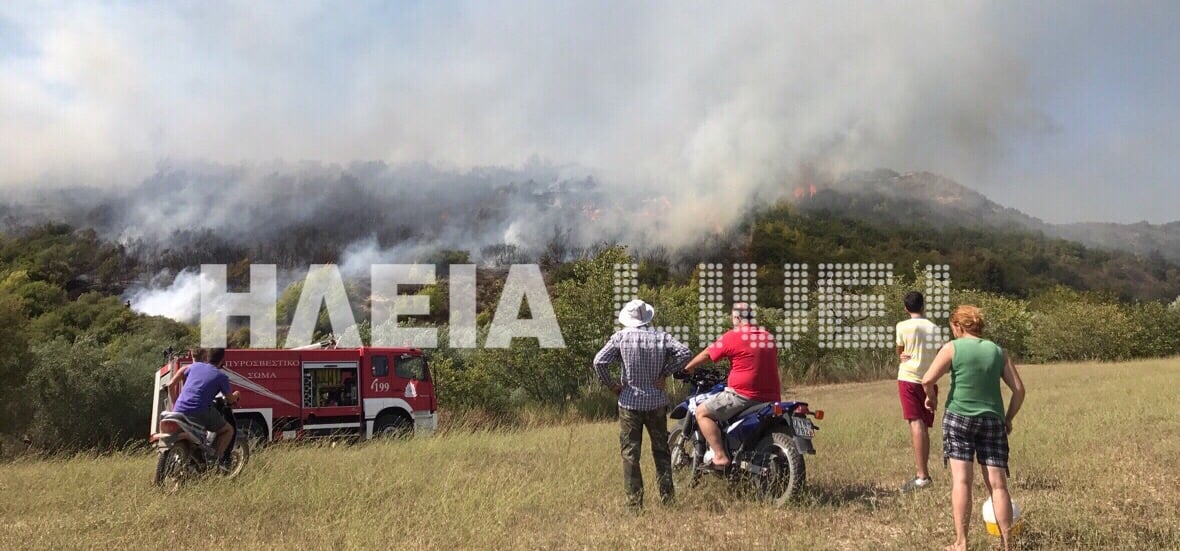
[
  {"x1": 187, "y1": 407, "x2": 227, "y2": 432},
  {"x1": 699, "y1": 387, "x2": 763, "y2": 421}
]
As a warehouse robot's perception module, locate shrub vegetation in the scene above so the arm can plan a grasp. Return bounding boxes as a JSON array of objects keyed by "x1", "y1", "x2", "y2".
[{"x1": 2, "y1": 208, "x2": 1179, "y2": 453}]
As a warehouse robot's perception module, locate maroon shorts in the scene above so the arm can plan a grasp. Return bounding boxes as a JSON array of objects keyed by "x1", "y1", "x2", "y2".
[{"x1": 898, "y1": 380, "x2": 935, "y2": 427}]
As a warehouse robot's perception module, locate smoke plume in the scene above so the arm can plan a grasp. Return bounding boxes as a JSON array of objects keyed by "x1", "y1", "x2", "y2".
[{"x1": 2, "y1": 1, "x2": 1177, "y2": 260}]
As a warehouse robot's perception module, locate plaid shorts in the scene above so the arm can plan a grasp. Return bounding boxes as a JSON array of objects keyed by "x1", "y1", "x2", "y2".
[{"x1": 942, "y1": 410, "x2": 1009, "y2": 473}]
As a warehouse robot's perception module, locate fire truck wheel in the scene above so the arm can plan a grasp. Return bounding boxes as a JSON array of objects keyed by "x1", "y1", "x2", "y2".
[
  {"x1": 374, "y1": 411, "x2": 413, "y2": 439},
  {"x1": 237, "y1": 416, "x2": 269, "y2": 448}
]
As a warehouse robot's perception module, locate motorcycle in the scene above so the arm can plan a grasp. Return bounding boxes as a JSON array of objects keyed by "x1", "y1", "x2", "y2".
[
  {"x1": 667, "y1": 367, "x2": 822, "y2": 505},
  {"x1": 151, "y1": 395, "x2": 249, "y2": 491}
]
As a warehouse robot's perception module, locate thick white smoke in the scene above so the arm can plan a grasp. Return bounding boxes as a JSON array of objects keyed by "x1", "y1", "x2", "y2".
[
  {"x1": 2, "y1": 2, "x2": 1178, "y2": 236},
  {"x1": 124, "y1": 270, "x2": 206, "y2": 322}
]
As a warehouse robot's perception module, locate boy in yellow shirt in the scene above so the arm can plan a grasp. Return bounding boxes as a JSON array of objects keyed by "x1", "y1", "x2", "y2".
[{"x1": 896, "y1": 291, "x2": 941, "y2": 491}]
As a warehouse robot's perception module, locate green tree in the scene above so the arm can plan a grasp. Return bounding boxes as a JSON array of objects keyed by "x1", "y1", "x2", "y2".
[
  {"x1": 1026, "y1": 289, "x2": 1135, "y2": 362},
  {"x1": 0, "y1": 291, "x2": 33, "y2": 435},
  {"x1": 24, "y1": 336, "x2": 137, "y2": 449},
  {"x1": 27, "y1": 292, "x2": 136, "y2": 345}
]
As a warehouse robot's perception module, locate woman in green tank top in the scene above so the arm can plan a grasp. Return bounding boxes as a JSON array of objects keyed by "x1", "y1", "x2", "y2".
[{"x1": 921, "y1": 305, "x2": 1026, "y2": 551}]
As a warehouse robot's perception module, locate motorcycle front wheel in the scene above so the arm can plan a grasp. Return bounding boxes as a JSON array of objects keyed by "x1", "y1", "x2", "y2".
[
  {"x1": 224, "y1": 436, "x2": 250, "y2": 479},
  {"x1": 668, "y1": 427, "x2": 702, "y2": 489}
]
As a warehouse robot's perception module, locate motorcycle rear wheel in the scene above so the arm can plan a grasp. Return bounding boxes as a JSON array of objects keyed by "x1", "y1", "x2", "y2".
[
  {"x1": 154, "y1": 442, "x2": 196, "y2": 492},
  {"x1": 753, "y1": 430, "x2": 806, "y2": 506}
]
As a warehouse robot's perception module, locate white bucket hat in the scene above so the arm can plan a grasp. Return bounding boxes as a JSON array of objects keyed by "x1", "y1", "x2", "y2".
[{"x1": 617, "y1": 299, "x2": 655, "y2": 328}]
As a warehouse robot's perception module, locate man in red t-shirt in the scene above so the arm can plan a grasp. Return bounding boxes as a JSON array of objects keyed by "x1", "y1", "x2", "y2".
[{"x1": 683, "y1": 303, "x2": 781, "y2": 468}]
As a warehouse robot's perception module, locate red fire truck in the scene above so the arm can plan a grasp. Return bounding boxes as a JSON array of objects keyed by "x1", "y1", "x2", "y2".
[{"x1": 150, "y1": 345, "x2": 437, "y2": 442}]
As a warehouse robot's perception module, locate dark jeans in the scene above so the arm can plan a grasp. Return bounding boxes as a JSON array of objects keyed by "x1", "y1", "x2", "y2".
[{"x1": 618, "y1": 405, "x2": 673, "y2": 507}]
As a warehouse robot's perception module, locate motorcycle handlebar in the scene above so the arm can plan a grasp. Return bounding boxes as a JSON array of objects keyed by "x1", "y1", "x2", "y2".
[{"x1": 674, "y1": 367, "x2": 724, "y2": 386}]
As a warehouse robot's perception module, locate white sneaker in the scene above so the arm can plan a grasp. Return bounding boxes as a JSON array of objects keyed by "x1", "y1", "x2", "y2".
[{"x1": 901, "y1": 476, "x2": 932, "y2": 492}]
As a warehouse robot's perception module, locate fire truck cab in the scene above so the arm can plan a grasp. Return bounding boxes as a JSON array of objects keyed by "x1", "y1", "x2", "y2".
[{"x1": 150, "y1": 346, "x2": 437, "y2": 442}]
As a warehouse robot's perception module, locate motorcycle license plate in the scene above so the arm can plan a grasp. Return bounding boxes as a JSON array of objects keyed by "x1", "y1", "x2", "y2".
[{"x1": 791, "y1": 417, "x2": 814, "y2": 438}]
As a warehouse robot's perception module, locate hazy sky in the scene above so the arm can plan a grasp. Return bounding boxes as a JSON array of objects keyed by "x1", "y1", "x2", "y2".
[{"x1": 1, "y1": 1, "x2": 1177, "y2": 224}]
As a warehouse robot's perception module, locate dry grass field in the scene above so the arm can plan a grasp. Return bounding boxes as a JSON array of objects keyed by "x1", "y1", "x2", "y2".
[{"x1": 2, "y1": 359, "x2": 1177, "y2": 550}]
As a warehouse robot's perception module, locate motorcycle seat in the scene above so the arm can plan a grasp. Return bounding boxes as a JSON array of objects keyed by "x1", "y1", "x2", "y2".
[
  {"x1": 160, "y1": 411, "x2": 206, "y2": 433},
  {"x1": 728, "y1": 402, "x2": 770, "y2": 423}
]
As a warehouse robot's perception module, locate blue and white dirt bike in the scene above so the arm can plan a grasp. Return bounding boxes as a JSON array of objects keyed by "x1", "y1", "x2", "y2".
[{"x1": 667, "y1": 367, "x2": 822, "y2": 505}]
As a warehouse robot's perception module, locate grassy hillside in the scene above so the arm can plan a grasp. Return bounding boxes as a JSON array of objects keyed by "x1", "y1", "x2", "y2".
[
  {"x1": 4, "y1": 226, "x2": 1180, "y2": 453},
  {"x1": 2, "y1": 359, "x2": 1177, "y2": 550}
]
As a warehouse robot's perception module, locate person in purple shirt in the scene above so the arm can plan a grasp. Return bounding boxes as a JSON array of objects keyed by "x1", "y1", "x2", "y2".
[{"x1": 167, "y1": 348, "x2": 239, "y2": 465}]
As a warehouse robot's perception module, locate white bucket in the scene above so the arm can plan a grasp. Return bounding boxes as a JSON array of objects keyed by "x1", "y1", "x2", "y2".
[{"x1": 982, "y1": 496, "x2": 1024, "y2": 537}]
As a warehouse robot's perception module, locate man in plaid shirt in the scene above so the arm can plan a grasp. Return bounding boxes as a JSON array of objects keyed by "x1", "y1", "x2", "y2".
[{"x1": 593, "y1": 299, "x2": 692, "y2": 509}]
